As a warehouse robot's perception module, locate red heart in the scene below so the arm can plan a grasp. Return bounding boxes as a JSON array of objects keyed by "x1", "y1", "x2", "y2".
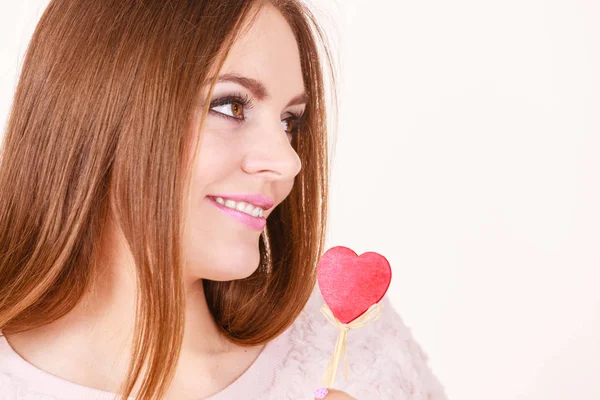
[{"x1": 317, "y1": 246, "x2": 392, "y2": 324}]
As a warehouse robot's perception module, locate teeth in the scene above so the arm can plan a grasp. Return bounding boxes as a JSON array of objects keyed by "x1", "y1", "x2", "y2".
[{"x1": 215, "y1": 197, "x2": 264, "y2": 217}]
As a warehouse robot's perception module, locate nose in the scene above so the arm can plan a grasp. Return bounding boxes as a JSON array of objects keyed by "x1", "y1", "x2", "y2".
[{"x1": 241, "y1": 119, "x2": 302, "y2": 180}]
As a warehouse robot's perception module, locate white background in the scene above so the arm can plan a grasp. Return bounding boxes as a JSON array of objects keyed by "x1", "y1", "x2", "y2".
[{"x1": 1, "y1": 1, "x2": 599, "y2": 399}]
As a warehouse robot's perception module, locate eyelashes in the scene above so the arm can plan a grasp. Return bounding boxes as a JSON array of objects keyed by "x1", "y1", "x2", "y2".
[
  {"x1": 208, "y1": 92, "x2": 306, "y2": 135},
  {"x1": 209, "y1": 92, "x2": 255, "y2": 123}
]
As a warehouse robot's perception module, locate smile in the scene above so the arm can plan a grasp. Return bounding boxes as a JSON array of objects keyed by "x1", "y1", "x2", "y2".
[{"x1": 207, "y1": 196, "x2": 267, "y2": 230}]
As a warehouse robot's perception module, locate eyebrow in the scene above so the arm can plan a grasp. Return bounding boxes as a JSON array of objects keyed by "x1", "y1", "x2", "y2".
[{"x1": 215, "y1": 73, "x2": 308, "y2": 108}]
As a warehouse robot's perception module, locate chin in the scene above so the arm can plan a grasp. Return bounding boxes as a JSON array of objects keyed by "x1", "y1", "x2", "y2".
[
  {"x1": 199, "y1": 266, "x2": 258, "y2": 282},
  {"x1": 190, "y1": 251, "x2": 261, "y2": 282}
]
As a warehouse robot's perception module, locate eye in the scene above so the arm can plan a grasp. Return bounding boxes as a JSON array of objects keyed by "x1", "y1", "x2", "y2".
[
  {"x1": 209, "y1": 92, "x2": 306, "y2": 136},
  {"x1": 209, "y1": 93, "x2": 253, "y2": 122},
  {"x1": 213, "y1": 102, "x2": 244, "y2": 118},
  {"x1": 282, "y1": 112, "x2": 306, "y2": 136}
]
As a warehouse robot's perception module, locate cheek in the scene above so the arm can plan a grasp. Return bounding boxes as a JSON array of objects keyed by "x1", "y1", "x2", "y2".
[{"x1": 189, "y1": 132, "x2": 239, "y2": 193}]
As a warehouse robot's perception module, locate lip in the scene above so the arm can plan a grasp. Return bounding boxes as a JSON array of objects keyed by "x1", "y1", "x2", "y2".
[
  {"x1": 207, "y1": 193, "x2": 275, "y2": 210},
  {"x1": 206, "y1": 197, "x2": 267, "y2": 231}
]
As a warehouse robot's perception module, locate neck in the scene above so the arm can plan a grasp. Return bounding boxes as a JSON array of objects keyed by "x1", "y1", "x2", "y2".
[{"x1": 6, "y1": 219, "x2": 252, "y2": 397}]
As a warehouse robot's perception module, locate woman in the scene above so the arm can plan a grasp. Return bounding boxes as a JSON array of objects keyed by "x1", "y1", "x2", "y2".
[{"x1": 0, "y1": 1, "x2": 448, "y2": 399}]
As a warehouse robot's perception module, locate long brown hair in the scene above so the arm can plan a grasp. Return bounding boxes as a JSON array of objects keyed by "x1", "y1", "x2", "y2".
[{"x1": 0, "y1": 0, "x2": 338, "y2": 398}]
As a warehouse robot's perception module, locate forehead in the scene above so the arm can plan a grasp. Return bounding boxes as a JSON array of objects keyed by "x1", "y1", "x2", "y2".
[{"x1": 218, "y1": 4, "x2": 305, "y2": 98}]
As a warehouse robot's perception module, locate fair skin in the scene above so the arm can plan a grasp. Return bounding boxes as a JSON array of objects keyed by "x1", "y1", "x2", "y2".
[{"x1": 5, "y1": 4, "x2": 354, "y2": 400}]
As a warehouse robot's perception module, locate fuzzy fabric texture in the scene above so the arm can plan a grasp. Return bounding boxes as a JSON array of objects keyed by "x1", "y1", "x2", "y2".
[
  {"x1": 0, "y1": 287, "x2": 448, "y2": 400},
  {"x1": 262, "y1": 287, "x2": 448, "y2": 400}
]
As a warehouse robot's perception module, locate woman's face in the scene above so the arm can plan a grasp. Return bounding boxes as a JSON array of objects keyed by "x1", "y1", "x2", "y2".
[{"x1": 183, "y1": 4, "x2": 305, "y2": 282}]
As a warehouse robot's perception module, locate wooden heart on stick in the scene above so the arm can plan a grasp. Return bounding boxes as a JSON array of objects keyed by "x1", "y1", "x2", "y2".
[
  {"x1": 316, "y1": 245, "x2": 393, "y2": 388},
  {"x1": 317, "y1": 246, "x2": 392, "y2": 323}
]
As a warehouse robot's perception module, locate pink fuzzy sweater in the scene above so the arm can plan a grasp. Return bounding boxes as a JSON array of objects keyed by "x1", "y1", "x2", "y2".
[{"x1": 0, "y1": 288, "x2": 448, "y2": 399}]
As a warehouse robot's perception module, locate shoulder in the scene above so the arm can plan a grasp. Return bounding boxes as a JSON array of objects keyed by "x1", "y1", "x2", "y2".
[
  {"x1": 0, "y1": 333, "x2": 59, "y2": 400},
  {"x1": 0, "y1": 374, "x2": 19, "y2": 399},
  {"x1": 0, "y1": 335, "x2": 23, "y2": 399},
  {"x1": 267, "y1": 288, "x2": 449, "y2": 400},
  {"x1": 0, "y1": 373, "x2": 57, "y2": 400}
]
